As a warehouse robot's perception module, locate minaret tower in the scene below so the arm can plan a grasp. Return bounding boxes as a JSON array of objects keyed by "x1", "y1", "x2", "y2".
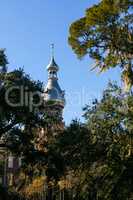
[
  {"x1": 44, "y1": 44, "x2": 65, "y2": 122},
  {"x1": 36, "y1": 45, "x2": 65, "y2": 151}
]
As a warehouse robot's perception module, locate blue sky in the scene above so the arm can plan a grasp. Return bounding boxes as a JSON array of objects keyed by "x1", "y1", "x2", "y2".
[{"x1": 0, "y1": 0, "x2": 121, "y2": 123}]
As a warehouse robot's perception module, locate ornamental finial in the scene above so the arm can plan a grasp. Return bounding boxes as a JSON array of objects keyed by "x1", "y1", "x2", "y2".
[
  {"x1": 47, "y1": 44, "x2": 59, "y2": 72},
  {"x1": 51, "y1": 43, "x2": 54, "y2": 59}
]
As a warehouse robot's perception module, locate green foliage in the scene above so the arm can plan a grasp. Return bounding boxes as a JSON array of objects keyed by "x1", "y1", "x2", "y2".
[
  {"x1": 0, "y1": 68, "x2": 45, "y2": 169},
  {"x1": 0, "y1": 53, "x2": 48, "y2": 186},
  {"x1": 0, "y1": 68, "x2": 43, "y2": 135},
  {"x1": 81, "y1": 83, "x2": 133, "y2": 199},
  {"x1": 0, "y1": 49, "x2": 8, "y2": 73},
  {"x1": 68, "y1": 0, "x2": 133, "y2": 91},
  {"x1": 54, "y1": 83, "x2": 133, "y2": 200},
  {"x1": 57, "y1": 120, "x2": 92, "y2": 169}
]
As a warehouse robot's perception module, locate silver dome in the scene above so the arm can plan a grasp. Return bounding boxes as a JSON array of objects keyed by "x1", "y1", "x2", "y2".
[
  {"x1": 44, "y1": 56, "x2": 65, "y2": 106},
  {"x1": 46, "y1": 57, "x2": 59, "y2": 72}
]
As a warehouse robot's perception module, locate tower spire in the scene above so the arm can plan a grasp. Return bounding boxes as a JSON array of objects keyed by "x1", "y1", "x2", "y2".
[
  {"x1": 44, "y1": 45, "x2": 65, "y2": 107},
  {"x1": 51, "y1": 43, "x2": 54, "y2": 59},
  {"x1": 47, "y1": 44, "x2": 59, "y2": 72}
]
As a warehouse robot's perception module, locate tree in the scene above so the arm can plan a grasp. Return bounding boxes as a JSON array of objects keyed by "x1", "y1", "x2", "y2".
[
  {"x1": 56, "y1": 120, "x2": 93, "y2": 199},
  {"x1": 82, "y1": 83, "x2": 133, "y2": 200},
  {"x1": 81, "y1": 83, "x2": 133, "y2": 199},
  {"x1": 57, "y1": 120, "x2": 91, "y2": 170},
  {"x1": 55, "y1": 83, "x2": 133, "y2": 200},
  {"x1": 0, "y1": 52, "x2": 46, "y2": 188},
  {"x1": 0, "y1": 49, "x2": 8, "y2": 73},
  {"x1": 0, "y1": 68, "x2": 44, "y2": 137},
  {"x1": 68, "y1": 0, "x2": 133, "y2": 91}
]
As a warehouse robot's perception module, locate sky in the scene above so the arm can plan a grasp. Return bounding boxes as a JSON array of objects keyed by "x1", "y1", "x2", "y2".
[{"x1": 0, "y1": 0, "x2": 121, "y2": 124}]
